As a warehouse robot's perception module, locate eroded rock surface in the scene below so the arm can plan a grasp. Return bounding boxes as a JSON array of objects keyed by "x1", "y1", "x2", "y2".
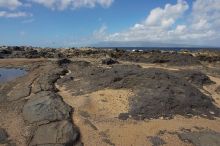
[
  {"x1": 58, "y1": 63, "x2": 220, "y2": 120},
  {"x1": 176, "y1": 70, "x2": 215, "y2": 87},
  {"x1": 178, "y1": 130, "x2": 220, "y2": 146},
  {"x1": 32, "y1": 68, "x2": 67, "y2": 93},
  {"x1": 30, "y1": 120, "x2": 79, "y2": 146},
  {"x1": 23, "y1": 91, "x2": 71, "y2": 124}
]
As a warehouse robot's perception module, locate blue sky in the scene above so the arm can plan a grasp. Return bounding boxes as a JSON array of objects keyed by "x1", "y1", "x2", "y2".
[{"x1": 0, "y1": 0, "x2": 220, "y2": 47}]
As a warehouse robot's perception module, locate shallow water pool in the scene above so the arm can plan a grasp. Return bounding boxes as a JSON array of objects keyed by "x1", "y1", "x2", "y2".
[{"x1": 0, "y1": 68, "x2": 27, "y2": 83}]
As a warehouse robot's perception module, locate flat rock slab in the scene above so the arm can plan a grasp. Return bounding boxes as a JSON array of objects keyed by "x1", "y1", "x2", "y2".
[
  {"x1": 7, "y1": 83, "x2": 31, "y2": 101},
  {"x1": 178, "y1": 130, "x2": 220, "y2": 146},
  {"x1": 30, "y1": 120, "x2": 79, "y2": 146},
  {"x1": 23, "y1": 91, "x2": 71, "y2": 124}
]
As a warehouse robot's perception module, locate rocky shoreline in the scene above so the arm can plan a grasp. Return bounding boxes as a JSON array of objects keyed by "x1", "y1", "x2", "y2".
[{"x1": 1, "y1": 46, "x2": 220, "y2": 146}]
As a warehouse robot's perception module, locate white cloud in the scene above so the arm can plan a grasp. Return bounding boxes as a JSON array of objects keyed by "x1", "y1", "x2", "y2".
[
  {"x1": 0, "y1": 0, "x2": 22, "y2": 10},
  {"x1": 97, "y1": 0, "x2": 220, "y2": 46},
  {"x1": 30, "y1": 0, "x2": 114, "y2": 10},
  {"x1": 105, "y1": 0, "x2": 189, "y2": 42},
  {"x1": 145, "y1": 0, "x2": 188, "y2": 28},
  {"x1": 0, "y1": 11, "x2": 32, "y2": 18}
]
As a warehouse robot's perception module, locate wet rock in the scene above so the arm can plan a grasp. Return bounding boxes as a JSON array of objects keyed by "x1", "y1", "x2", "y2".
[
  {"x1": 101, "y1": 58, "x2": 119, "y2": 65},
  {"x1": 23, "y1": 91, "x2": 71, "y2": 124},
  {"x1": 178, "y1": 130, "x2": 220, "y2": 146},
  {"x1": 0, "y1": 128, "x2": 8, "y2": 144},
  {"x1": 30, "y1": 120, "x2": 79, "y2": 146}
]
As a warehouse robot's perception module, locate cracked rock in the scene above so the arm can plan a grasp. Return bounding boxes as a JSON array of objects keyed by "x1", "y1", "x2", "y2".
[
  {"x1": 23, "y1": 91, "x2": 71, "y2": 124},
  {"x1": 30, "y1": 120, "x2": 79, "y2": 146}
]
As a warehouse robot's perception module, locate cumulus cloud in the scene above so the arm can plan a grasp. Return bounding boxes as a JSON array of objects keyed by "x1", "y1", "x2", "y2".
[
  {"x1": 97, "y1": 0, "x2": 220, "y2": 46},
  {"x1": 0, "y1": 0, "x2": 22, "y2": 10},
  {"x1": 30, "y1": 0, "x2": 114, "y2": 10},
  {"x1": 145, "y1": 0, "x2": 188, "y2": 28},
  {"x1": 0, "y1": 11, "x2": 32, "y2": 18},
  {"x1": 104, "y1": 0, "x2": 189, "y2": 42}
]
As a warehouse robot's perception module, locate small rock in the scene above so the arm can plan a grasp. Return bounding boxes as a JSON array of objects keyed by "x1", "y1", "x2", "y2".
[
  {"x1": 118, "y1": 113, "x2": 129, "y2": 120},
  {"x1": 57, "y1": 58, "x2": 72, "y2": 66},
  {"x1": 148, "y1": 136, "x2": 166, "y2": 146},
  {"x1": 102, "y1": 58, "x2": 119, "y2": 65}
]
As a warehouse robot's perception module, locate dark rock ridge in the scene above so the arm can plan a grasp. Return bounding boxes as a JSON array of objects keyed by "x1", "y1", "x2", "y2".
[
  {"x1": 176, "y1": 70, "x2": 215, "y2": 87},
  {"x1": 144, "y1": 52, "x2": 200, "y2": 66},
  {"x1": 2, "y1": 46, "x2": 220, "y2": 65},
  {"x1": 197, "y1": 55, "x2": 220, "y2": 62},
  {"x1": 32, "y1": 68, "x2": 68, "y2": 93},
  {"x1": 58, "y1": 63, "x2": 220, "y2": 120},
  {"x1": 18, "y1": 64, "x2": 80, "y2": 146}
]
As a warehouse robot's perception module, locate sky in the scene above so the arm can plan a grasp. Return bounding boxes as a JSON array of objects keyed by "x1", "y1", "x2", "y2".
[{"x1": 0, "y1": 0, "x2": 220, "y2": 47}]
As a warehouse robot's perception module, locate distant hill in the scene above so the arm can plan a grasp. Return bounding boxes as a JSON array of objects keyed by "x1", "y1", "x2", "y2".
[{"x1": 92, "y1": 41, "x2": 217, "y2": 48}]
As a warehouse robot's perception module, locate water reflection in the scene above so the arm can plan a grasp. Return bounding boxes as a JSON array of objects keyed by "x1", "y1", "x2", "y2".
[{"x1": 0, "y1": 68, "x2": 27, "y2": 83}]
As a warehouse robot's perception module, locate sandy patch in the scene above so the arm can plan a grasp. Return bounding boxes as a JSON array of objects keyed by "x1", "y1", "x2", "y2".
[
  {"x1": 57, "y1": 85, "x2": 220, "y2": 146},
  {"x1": 58, "y1": 86, "x2": 132, "y2": 119},
  {"x1": 204, "y1": 76, "x2": 220, "y2": 107},
  {"x1": 0, "y1": 111, "x2": 29, "y2": 146},
  {"x1": 135, "y1": 63, "x2": 180, "y2": 71}
]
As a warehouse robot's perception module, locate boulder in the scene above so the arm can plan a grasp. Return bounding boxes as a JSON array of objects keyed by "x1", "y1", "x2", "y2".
[
  {"x1": 57, "y1": 58, "x2": 72, "y2": 66},
  {"x1": 30, "y1": 120, "x2": 79, "y2": 146},
  {"x1": 23, "y1": 91, "x2": 71, "y2": 124},
  {"x1": 102, "y1": 58, "x2": 119, "y2": 65}
]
